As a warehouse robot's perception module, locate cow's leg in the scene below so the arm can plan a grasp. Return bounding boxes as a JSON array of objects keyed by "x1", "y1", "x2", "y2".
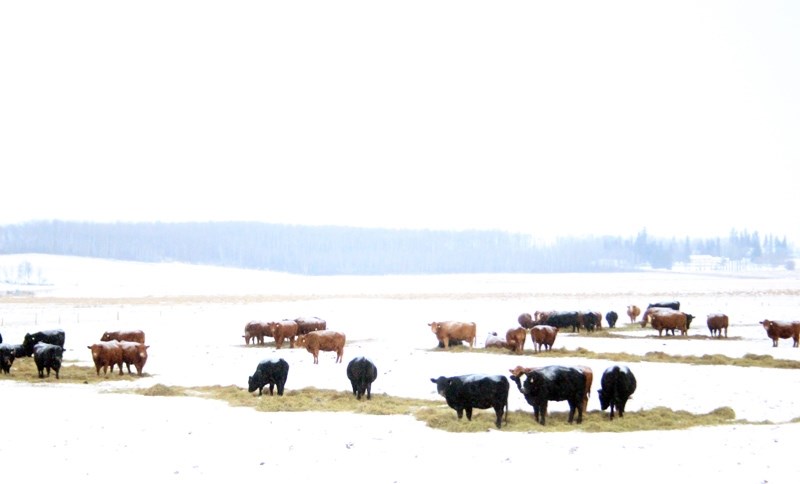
[
  {"x1": 465, "y1": 407, "x2": 473, "y2": 421},
  {"x1": 540, "y1": 402, "x2": 548, "y2": 425},
  {"x1": 443, "y1": 337, "x2": 450, "y2": 348},
  {"x1": 456, "y1": 408, "x2": 464, "y2": 420},
  {"x1": 268, "y1": 383, "x2": 274, "y2": 396},
  {"x1": 366, "y1": 383, "x2": 372, "y2": 400},
  {"x1": 576, "y1": 400, "x2": 583, "y2": 424},
  {"x1": 494, "y1": 404, "x2": 504, "y2": 428}
]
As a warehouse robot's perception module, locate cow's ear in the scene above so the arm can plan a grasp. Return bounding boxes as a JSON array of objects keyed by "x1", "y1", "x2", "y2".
[{"x1": 430, "y1": 378, "x2": 436, "y2": 383}]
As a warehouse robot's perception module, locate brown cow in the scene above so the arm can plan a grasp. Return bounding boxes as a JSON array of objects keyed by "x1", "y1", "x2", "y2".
[
  {"x1": 428, "y1": 321, "x2": 476, "y2": 349},
  {"x1": 761, "y1": 320, "x2": 800, "y2": 347},
  {"x1": 295, "y1": 316, "x2": 327, "y2": 335},
  {"x1": 646, "y1": 309, "x2": 689, "y2": 337},
  {"x1": 575, "y1": 365, "x2": 593, "y2": 414},
  {"x1": 627, "y1": 305, "x2": 641, "y2": 324},
  {"x1": 530, "y1": 324, "x2": 558, "y2": 352},
  {"x1": 505, "y1": 327, "x2": 527, "y2": 354},
  {"x1": 87, "y1": 341, "x2": 123, "y2": 376},
  {"x1": 518, "y1": 313, "x2": 535, "y2": 329},
  {"x1": 267, "y1": 320, "x2": 299, "y2": 349},
  {"x1": 119, "y1": 341, "x2": 149, "y2": 376},
  {"x1": 707, "y1": 313, "x2": 729, "y2": 338},
  {"x1": 484, "y1": 332, "x2": 508, "y2": 349},
  {"x1": 101, "y1": 330, "x2": 145, "y2": 344},
  {"x1": 640, "y1": 306, "x2": 672, "y2": 328},
  {"x1": 243, "y1": 321, "x2": 273, "y2": 345},
  {"x1": 297, "y1": 330, "x2": 346, "y2": 364}
]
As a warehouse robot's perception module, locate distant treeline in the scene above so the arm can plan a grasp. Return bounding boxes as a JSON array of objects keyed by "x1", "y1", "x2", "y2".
[{"x1": 0, "y1": 221, "x2": 794, "y2": 275}]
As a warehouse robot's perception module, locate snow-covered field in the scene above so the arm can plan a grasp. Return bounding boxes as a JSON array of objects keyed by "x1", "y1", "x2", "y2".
[{"x1": 1, "y1": 254, "x2": 799, "y2": 483}]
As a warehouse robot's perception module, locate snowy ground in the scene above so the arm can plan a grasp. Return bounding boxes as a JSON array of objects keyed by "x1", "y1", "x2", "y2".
[{"x1": 1, "y1": 254, "x2": 799, "y2": 483}]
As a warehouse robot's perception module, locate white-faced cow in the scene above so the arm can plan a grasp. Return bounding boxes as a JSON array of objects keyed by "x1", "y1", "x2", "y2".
[
  {"x1": 761, "y1": 320, "x2": 800, "y2": 347},
  {"x1": 509, "y1": 365, "x2": 585, "y2": 425}
]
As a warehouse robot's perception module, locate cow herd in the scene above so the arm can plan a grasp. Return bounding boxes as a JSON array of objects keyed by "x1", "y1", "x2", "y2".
[
  {"x1": 241, "y1": 316, "x2": 347, "y2": 364},
  {"x1": 0, "y1": 329, "x2": 66, "y2": 378},
  {"x1": 241, "y1": 316, "x2": 366, "y2": 400},
  {"x1": 0, "y1": 328, "x2": 150, "y2": 379},
  {"x1": 2, "y1": 296, "x2": 798, "y2": 432},
  {"x1": 424, "y1": 299, "x2": 798, "y2": 429}
]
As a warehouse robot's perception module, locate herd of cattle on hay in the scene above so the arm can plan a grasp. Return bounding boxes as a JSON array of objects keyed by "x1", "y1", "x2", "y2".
[{"x1": 1, "y1": 300, "x2": 799, "y2": 430}]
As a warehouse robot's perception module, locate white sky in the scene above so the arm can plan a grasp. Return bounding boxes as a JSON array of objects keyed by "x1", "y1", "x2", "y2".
[{"x1": 2, "y1": 1, "x2": 798, "y2": 242}]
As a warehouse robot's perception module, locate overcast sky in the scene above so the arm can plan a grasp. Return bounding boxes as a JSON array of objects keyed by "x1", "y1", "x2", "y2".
[{"x1": 2, "y1": 1, "x2": 798, "y2": 242}]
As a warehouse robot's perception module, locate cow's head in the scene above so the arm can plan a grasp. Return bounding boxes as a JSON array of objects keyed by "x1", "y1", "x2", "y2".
[
  {"x1": 760, "y1": 320, "x2": 771, "y2": 330},
  {"x1": 296, "y1": 335, "x2": 308, "y2": 348},
  {"x1": 597, "y1": 388, "x2": 610, "y2": 410},
  {"x1": 428, "y1": 322, "x2": 441, "y2": 334},
  {"x1": 430, "y1": 376, "x2": 450, "y2": 396},
  {"x1": 685, "y1": 313, "x2": 695, "y2": 328},
  {"x1": 248, "y1": 373, "x2": 260, "y2": 393},
  {"x1": 508, "y1": 366, "x2": 534, "y2": 392},
  {"x1": 100, "y1": 332, "x2": 113, "y2": 342},
  {"x1": 0, "y1": 350, "x2": 14, "y2": 369}
]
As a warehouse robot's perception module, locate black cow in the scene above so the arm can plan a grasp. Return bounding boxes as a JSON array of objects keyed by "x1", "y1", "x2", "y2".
[
  {"x1": 22, "y1": 329, "x2": 66, "y2": 356},
  {"x1": 546, "y1": 311, "x2": 582, "y2": 332},
  {"x1": 605, "y1": 311, "x2": 619, "y2": 328},
  {"x1": 346, "y1": 356, "x2": 378, "y2": 400},
  {"x1": 0, "y1": 331, "x2": 3, "y2": 344},
  {"x1": 582, "y1": 312, "x2": 599, "y2": 331},
  {"x1": 598, "y1": 365, "x2": 637, "y2": 420},
  {"x1": 510, "y1": 365, "x2": 585, "y2": 425},
  {"x1": 430, "y1": 374, "x2": 509, "y2": 429},
  {"x1": 32, "y1": 342, "x2": 63, "y2": 379},
  {"x1": 647, "y1": 301, "x2": 680, "y2": 311},
  {"x1": 247, "y1": 358, "x2": 289, "y2": 396},
  {"x1": 0, "y1": 343, "x2": 16, "y2": 374}
]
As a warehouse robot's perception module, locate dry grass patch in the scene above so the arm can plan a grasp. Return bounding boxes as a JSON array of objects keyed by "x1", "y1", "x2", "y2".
[
  {"x1": 436, "y1": 345, "x2": 800, "y2": 369},
  {"x1": 128, "y1": 384, "x2": 753, "y2": 432}
]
